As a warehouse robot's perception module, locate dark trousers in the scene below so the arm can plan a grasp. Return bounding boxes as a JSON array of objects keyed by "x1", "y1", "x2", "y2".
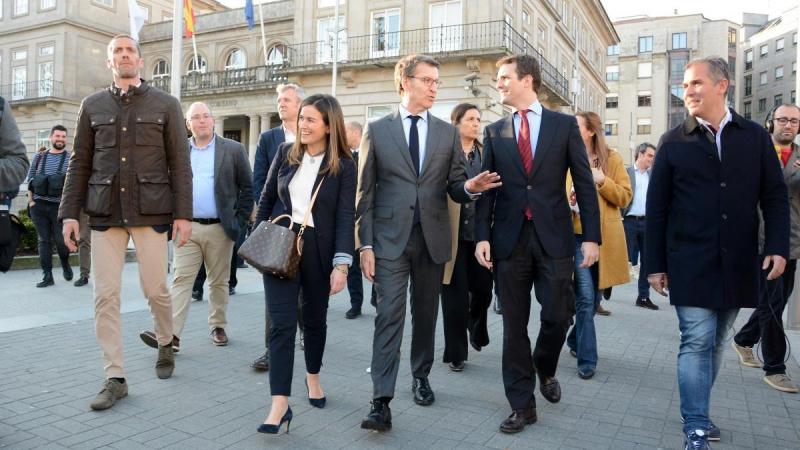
[
  {"x1": 30, "y1": 201, "x2": 70, "y2": 273},
  {"x1": 263, "y1": 227, "x2": 328, "y2": 396},
  {"x1": 347, "y1": 253, "x2": 364, "y2": 309},
  {"x1": 441, "y1": 239, "x2": 493, "y2": 363},
  {"x1": 734, "y1": 258, "x2": 797, "y2": 375},
  {"x1": 371, "y1": 224, "x2": 443, "y2": 399},
  {"x1": 496, "y1": 221, "x2": 574, "y2": 410},
  {"x1": 623, "y1": 217, "x2": 650, "y2": 299}
]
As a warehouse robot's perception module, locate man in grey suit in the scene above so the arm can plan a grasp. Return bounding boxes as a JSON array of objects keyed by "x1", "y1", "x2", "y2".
[
  {"x1": 139, "y1": 102, "x2": 253, "y2": 350},
  {"x1": 622, "y1": 143, "x2": 657, "y2": 310},
  {"x1": 357, "y1": 54, "x2": 500, "y2": 432}
]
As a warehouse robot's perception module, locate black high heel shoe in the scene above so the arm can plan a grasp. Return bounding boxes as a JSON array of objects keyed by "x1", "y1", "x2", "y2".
[
  {"x1": 305, "y1": 379, "x2": 327, "y2": 409},
  {"x1": 257, "y1": 406, "x2": 293, "y2": 434}
]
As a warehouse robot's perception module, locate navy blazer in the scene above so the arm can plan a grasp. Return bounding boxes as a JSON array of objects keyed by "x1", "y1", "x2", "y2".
[
  {"x1": 475, "y1": 107, "x2": 600, "y2": 261},
  {"x1": 256, "y1": 143, "x2": 356, "y2": 272},
  {"x1": 645, "y1": 111, "x2": 789, "y2": 309},
  {"x1": 253, "y1": 126, "x2": 286, "y2": 201}
]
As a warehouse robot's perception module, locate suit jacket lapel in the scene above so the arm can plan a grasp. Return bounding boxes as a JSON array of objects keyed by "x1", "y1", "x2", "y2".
[
  {"x1": 388, "y1": 111, "x2": 417, "y2": 176},
  {"x1": 213, "y1": 135, "x2": 225, "y2": 190},
  {"x1": 500, "y1": 114, "x2": 527, "y2": 179},
  {"x1": 530, "y1": 109, "x2": 554, "y2": 181},
  {"x1": 421, "y1": 113, "x2": 442, "y2": 176}
]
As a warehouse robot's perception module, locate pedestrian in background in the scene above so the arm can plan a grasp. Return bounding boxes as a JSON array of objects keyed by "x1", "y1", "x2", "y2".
[
  {"x1": 622, "y1": 142, "x2": 657, "y2": 309},
  {"x1": 565, "y1": 111, "x2": 632, "y2": 380}
]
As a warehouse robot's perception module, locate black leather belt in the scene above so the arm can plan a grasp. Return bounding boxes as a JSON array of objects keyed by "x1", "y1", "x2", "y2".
[
  {"x1": 192, "y1": 218, "x2": 221, "y2": 224},
  {"x1": 626, "y1": 215, "x2": 646, "y2": 220}
]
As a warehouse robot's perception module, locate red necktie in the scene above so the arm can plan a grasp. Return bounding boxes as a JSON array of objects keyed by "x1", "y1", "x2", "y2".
[{"x1": 517, "y1": 110, "x2": 533, "y2": 219}]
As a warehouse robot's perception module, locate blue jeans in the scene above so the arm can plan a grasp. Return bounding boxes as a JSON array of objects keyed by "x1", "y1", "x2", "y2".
[
  {"x1": 675, "y1": 306, "x2": 738, "y2": 435},
  {"x1": 567, "y1": 235, "x2": 599, "y2": 372}
]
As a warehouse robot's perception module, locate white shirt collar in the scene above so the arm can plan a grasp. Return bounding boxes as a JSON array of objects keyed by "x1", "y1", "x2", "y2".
[
  {"x1": 696, "y1": 109, "x2": 732, "y2": 134},
  {"x1": 399, "y1": 103, "x2": 428, "y2": 122},
  {"x1": 514, "y1": 100, "x2": 543, "y2": 116}
]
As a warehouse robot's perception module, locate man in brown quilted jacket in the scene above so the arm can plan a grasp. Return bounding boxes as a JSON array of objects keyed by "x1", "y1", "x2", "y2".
[{"x1": 59, "y1": 34, "x2": 193, "y2": 411}]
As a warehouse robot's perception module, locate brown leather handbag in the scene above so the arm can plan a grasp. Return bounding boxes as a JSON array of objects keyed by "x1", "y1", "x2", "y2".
[{"x1": 238, "y1": 178, "x2": 324, "y2": 279}]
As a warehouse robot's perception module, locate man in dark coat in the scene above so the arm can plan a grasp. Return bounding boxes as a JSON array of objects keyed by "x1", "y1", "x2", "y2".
[{"x1": 646, "y1": 57, "x2": 789, "y2": 450}]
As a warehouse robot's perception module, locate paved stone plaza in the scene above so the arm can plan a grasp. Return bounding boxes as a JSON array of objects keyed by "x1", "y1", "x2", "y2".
[{"x1": 1, "y1": 263, "x2": 799, "y2": 449}]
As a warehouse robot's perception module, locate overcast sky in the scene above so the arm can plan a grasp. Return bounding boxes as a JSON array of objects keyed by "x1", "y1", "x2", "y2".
[{"x1": 219, "y1": 0, "x2": 799, "y2": 24}]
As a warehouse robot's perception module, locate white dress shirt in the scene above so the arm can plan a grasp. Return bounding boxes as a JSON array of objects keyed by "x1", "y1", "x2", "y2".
[
  {"x1": 288, "y1": 152, "x2": 322, "y2": 227},
  {"x1": 696, "y1": 109, "x2": 732, "y2": 160},
  {"x1": 282, "y1": 125, "x2": 296, "y2": 144},
  {"x1": 627, "y1": 167, "x2": 649, "y2": 217}
]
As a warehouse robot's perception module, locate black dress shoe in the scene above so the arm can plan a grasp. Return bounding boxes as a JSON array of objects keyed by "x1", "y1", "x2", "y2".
[
  {"x1": 448, "y1": 361, "x2": 465, "y2": 372},
  {"x1": 62, "y1": 265, "x2": 73, "y2": 281},
  {"x1": 539, "y1": 377, "x2": 561, "y2": 403},
  {"x1": 636, "y1": 297, "x2": 659, "y2": 310},
  {"x1": 470, "y1": 339, "x2": 482, "y2": 352},
  {"x1": 36, "y1": 273, "x2": 54, "y2": 288},
  {"x1": 345, "y1": 307, "x2": 361, "y2": 319},
  {"x1": 499, "y1": 408, "x2": 537, "y2": 434},
  {"x1": 360, "y1": 399, "x2": 392, "y2": 431},
  {"x1": 412, "y1": 377, "x2": 435, "y2": 406},
  {"x1": 251, "y1": 352, "x2": 269, "y2": 371},
  {"x1": 229, "y1": 286, "x2": 236, "y2": 296},
  {"x1": 191, "y1": 290, "x2": 203, "y2": 301},
  {"x1": 74, "y1": 275, "x2": 89, "y2": 287}
]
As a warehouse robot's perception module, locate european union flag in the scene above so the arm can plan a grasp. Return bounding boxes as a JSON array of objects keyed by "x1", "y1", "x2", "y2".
[{"x1": 245, "y1": 0, "x2": 254, "y2": 30}]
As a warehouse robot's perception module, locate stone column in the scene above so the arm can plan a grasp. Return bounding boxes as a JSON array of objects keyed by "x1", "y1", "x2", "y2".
[
  {"x1": 260, "y1": 114, "x2": 271, "y2": 134},
  {"x1": 248, "y1": 114, "x2": 260, "y2": 169},
  {"x1": 214, "y1": 115, "x2": 226, "y2": 137}
]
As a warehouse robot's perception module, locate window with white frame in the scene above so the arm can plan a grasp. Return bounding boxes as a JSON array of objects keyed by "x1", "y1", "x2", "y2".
[
  {"x1": 607, "y1": 44, "x2": 619, "y2": 56},
  {"x1": 92, "y1": 0, "x2": 113, "y2": 7},
  {"x1": 522, "y1": 10, "x2": 529, "y2": 25},
  {"x1": 605, "y1": 65, "x2": 619, "y2": 81},
  {"x1": 745, "y1": 49, "x2": 753, "y2": 70},
  {"x1": 776, "y1": 37, "x2": 784, "y2": 52},
  {"x1": 636, "y1": 118, "x2": 651, "y2": 135},
  {"x1": 760, "y1": 71, "x2": 767, "y2": 85},
  {"x1": 40, "y1": 0, "x2": 55, "y2": 10},
  {"x1": 318, "y1": 0, "x2": 343, "y2": 6},
  {"x1": 366, "y1": 105, "x2": 394, "y2": 122},
  {"x1": 638, "y1": 36, "x2": 653, "y2": 53},
  {"x1": 39, "y1": 45, "x2": 54, "y2": 57},
  {"x1": 672, "y1": 32, "x2": 687, "y2": 49},
  {"x1": 14, "y1": 0, "x2": 28, "y2": 15},
  {"x1": 38, "y1": 62, "x2": 53, "y2": 97},
  {"x1": 224, "y1": 49, "x2": 246, "y2": 70},
  {"x1": 13, "y1": 49, "x2": 26, "y2": 61},
  {"x1": 638, "y1": 62, "x2": 652, "y2": 78},
  {"x1": 267, "y1": 44, "x2": 286, "y2": 66},
  {"x1": 137, "y1": 2, "x2": 149, "y2": 22},
  {"x1": 36, "y1": 130, "x2": 50, "y2": 151},
  {"x1": 604, "y1": 120, "x2": 618, "y2": 136},
  {"x1": 371, "y1": 8, "x2": 400, "y2": 58},
  {"x1": 775, "y1": 66, "x2": 784, "y2": 80},
  {"x1": 152, "y1": 59, "x2": 169, "y2": 78},
  {"x1": 637, "y1": 91, "x2": 652, "y2": 107},
  {"x1": 316, "y1": 15, "x2": 348, "y2": 63},
  {"x1": 605, "y1": 93, "x2": 619, "y2": 110},
  {"x1": 187, "y1": 55, "x2": 207, "y2": 73},
  {"x1": 760, "y1": 44, "x2": 768, "y2": 57},
  {"x1": 430, "y1": 1, "x2": 463, "y2": 53},
  {"x1": 12, "y1": 66, "x2": 27, "y2": 100}
]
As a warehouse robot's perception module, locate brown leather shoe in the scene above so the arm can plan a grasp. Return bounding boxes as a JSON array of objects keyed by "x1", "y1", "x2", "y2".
[
  {"x1": 499, "y1": 407, "x2": 537, "y2": 433},
  {"x1": 211, "y1": 327, "x2": 228, "y2": 346},
  {"x1": 539, "y1": 376, "x2": 561, "y2": 403},
  {"x1": 596, "y1": 304, "x2": 611, "y2": 316},
  {"x1": 139, "y1": 330, "x2": 180, "y2": 353}
]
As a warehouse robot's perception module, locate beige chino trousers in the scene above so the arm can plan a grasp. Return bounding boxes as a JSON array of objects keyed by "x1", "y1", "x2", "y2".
[
  {"x1": 92, "y1": 226, "x2": 172, "y2": 378},
  {"x1": 170, "y1": 222, "x2": 234, "y2": 338}
]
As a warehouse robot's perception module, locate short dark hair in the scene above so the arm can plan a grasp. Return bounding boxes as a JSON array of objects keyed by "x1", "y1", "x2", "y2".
[
  {"x1": 496, "y1": 54, "x2": 542, "y2": 93},
  {"x1": 51, "y1": 124, "x2": 67, "y2": 135},
  {"x1": 394, "y1": 54, "x2": 440, "y2": 96},
  {"x1": 635, "y1": 142, "x2": 655, "y2": 160},
  {"x1": 108, "y1": 34, "x2": 141, "y2": 58}
]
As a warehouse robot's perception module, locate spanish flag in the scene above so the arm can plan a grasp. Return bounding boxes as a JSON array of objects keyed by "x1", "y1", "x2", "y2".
[{"x1": 183, "y1": 0, "x2": 196, "y2": 38}]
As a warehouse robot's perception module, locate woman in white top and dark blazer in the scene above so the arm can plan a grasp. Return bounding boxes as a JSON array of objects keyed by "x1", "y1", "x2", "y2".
[{"x1": 255, "y1": 94, "x2": 356, "y2": 434}]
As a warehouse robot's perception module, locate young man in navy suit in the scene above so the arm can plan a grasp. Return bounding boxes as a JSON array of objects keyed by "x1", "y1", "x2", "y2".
[{"x1": 475, "y1": 54, "x2": 600, "y2": 434}]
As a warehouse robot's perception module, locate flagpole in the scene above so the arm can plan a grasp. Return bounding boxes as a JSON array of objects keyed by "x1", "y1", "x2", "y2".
[
  {"x1": 170, "y1": 0, "x2": 183, "y2": 101},
  {"x1": 331, "y1": 0, "x2": 339, "y2": 96},
  {"x1": 191, "y1": 33, "x2": 200, "y2": 74},
  {"x1": 257, "y1": 0, "x2": 268, "y2": 66}
]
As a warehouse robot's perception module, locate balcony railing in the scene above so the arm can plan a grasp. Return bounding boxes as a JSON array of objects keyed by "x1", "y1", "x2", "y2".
[
  {"x1": 149, "y1": 65, "x2": 287, "y2": 97},
  {"x1": 0, "y1": 80, "x2": 66, "y2": 104},
  {"x1": 282, "y1": 20, "x2": 570, "y2": 103}
]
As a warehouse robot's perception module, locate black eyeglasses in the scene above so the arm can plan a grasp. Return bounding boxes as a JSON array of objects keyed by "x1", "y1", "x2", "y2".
[
  {"x1": 775, "y1": 117, "x2": 800, "y2": 126},
  {"x1": 408, "y1": 76, "x2": 442, "y2": 87}
]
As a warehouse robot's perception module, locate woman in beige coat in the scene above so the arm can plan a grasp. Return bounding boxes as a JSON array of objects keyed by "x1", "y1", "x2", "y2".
[{"x1": 565, "y1": 111, "x2": 632, "y2": 379}]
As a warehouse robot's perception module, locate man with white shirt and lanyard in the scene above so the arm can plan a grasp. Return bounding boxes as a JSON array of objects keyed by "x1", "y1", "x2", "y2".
[
  {"x1": 622, "y1": 142, "x2": 657, "y2": 310},
  {"x1": 250, "y1": 83, "x2": 304, "y2": 371}
]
